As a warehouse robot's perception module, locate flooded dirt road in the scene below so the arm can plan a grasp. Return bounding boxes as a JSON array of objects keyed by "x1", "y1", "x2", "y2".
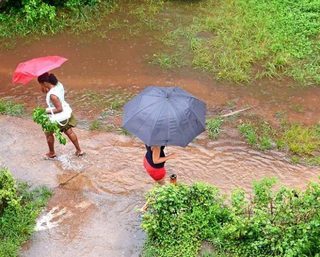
[
  {"x1": 0, "y1": 115, "x2": 318, "y2": 256},
  {"x1": 1, "y1": 9, "x2": 320, "y2": 256}
]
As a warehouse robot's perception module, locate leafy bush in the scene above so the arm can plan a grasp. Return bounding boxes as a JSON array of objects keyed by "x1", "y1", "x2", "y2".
[
  {"x1": 0, "y1": 169, "x2": 19, "y2": 215},
  {"x1": 142, "y1": 178, "x2": 320, "y2": 257},
  {"x1": 0, "y1": 168, "x2": 52, "y2": 257},
  {"x1": 142, "y1": 183, "x2": 229, "y2": 257},
  {"x1": 0, "y1": 0, "x2": 115, "y2": 39}
]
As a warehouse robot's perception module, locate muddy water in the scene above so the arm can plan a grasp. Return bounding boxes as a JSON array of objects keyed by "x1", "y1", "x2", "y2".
[
  {"x1": 1, "y1": 30, "x2": 320, "y2": 124},
  {"x1": 0, "y1": 116, "x2": 319, "y2": 256}
]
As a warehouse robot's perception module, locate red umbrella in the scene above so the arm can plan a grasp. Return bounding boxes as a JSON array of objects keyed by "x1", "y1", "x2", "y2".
[{"x1": 12, "y1": 56, "x2": 68, "y2": 85}]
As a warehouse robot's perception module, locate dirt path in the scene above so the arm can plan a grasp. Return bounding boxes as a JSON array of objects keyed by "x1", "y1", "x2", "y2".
[{"x1": 0, "y1": 115, "x2": 318, "y2": 256}]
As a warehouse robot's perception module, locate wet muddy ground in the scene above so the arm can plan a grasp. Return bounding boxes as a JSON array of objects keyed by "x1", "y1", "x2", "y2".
[
  {"x1": 1, "y1": 31, "x2": 320, "y2": 125},
  {"x1": 1, "y1": 11, "x2": 320, "y2": 256},
  {"x1": 0, "y1": 116, "x2": 319, "y2": 256}
]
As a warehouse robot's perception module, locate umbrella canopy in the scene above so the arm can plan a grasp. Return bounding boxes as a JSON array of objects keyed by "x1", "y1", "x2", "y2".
[
  {"x1": 12, "y1": 56, "x2": 68, "y2": 85},
  {"x1": 122, "y1": 86, "x2": 206, "y2": 147}
]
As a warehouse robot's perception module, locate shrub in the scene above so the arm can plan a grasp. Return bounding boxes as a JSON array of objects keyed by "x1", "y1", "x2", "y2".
[
  {"x1": 0, "y1": 168, "x2": 52, "y2": 257},
  {"x1": 142, "y1": 178, "x2": 320, "y2": 257}
]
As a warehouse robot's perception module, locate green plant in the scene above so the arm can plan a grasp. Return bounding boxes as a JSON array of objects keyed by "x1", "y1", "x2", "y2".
[
  {"x1": 238, "y1": 123, "x2": 257, "y2": 145},
  {"x1": 32, "y1": 107, "x2": 67, "y2": 145},
  {"x1": 207, "y1": 117, "x2": 223, "y2": 140},
  {"x1": 0, "y1": 169, "x2": 19, "y2": 215},
  {"x1": 0, "y1": 168, "x2": 51, "y2": 257},
  {"x1": 142, "y1": 178, "x2": 320, "y2": 257},
  {"x1": 0, "y1": 100, "x2": 24, "y2": 116},
  {"x1": 238, "y1": 121, "x2": 274, "y2": 150},
  {"x1": 89, "y1": 119, "x2": 102, "y2": 130},
  {"x1": 281, "y1": 124, "x2": 320, "y2": 156}
]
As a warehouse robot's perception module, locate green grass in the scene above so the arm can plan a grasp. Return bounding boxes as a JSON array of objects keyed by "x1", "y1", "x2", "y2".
[
  {"x1": 0, "y1": 168, "x2": 52, "y2": 257},
  {"x1": 149, "y1": 53, "x2": 183, "y2": 69},
  {"x1": 89, "y1": 119, "x2": 115, "y2": 132},
  {"x1": 74, "y1": 89, "x2": 133, "y2": 111},
  {"x1": 280, "y1": 124, "x2": 320, "y2": 156},
  {"x1": 237, "y1": 118, "x2": 320, "y2": 165},
  {"x1": 125, "y1": 0, "x2": 320, "y2": 85},
  {"x1": 206, "y1": 117, "x2": 223, "y2": 140},
  {"x1": 0, "y1": 99, "x2": 24, "y2": 116}
]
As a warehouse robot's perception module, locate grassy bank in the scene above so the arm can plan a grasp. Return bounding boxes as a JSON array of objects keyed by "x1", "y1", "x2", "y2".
[
  {"x1": 0, "y1": 168, "x2": 51, "y2": 257},
  {"x1": 0, "y1": 0, "x2": 116, "y2": 47},
  {"x1": 142, "y1": 179, "x2": 320, "y2": 257},
  {"x1": 2, "y1": 0, "x2": 319, "y2": 85},
  {"x1": 205, "y1": 112, "x2": 320, "y2": 166},
  {"x1": 124, "y1": 0, "x2": 320, "y2": 85}
]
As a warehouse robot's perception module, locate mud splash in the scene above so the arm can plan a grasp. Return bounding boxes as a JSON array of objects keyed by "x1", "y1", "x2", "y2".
[{"x1": 0, "y1": 116, "x2": 318, "y2": 256}]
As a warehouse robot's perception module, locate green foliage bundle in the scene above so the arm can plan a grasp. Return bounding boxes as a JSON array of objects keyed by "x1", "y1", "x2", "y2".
[
  {"x1": 142, "y1": 179, "x2": 320, "y2": 257},
  {"x1": 32, "y1": 107, "x2": 67, "y2": 145},
  {"x1": 0, "y1": 168, "x2": 51, "y2": 257}
]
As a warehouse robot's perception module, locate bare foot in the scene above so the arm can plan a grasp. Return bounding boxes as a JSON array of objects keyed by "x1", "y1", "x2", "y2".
[
  {"x1": 45, "y1": 152, "x2": 56, "y2": 159},
  {"x1": 75, "y1": 150, "x2": 85, "y2": 157}
]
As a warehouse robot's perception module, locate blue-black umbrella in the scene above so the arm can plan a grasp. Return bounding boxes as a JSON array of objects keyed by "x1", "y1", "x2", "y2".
[{"x1": 122, "y1": 86, "x2": 206, "y2": 147}]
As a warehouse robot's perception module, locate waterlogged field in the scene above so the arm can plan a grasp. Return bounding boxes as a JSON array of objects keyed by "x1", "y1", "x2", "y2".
[
  {"x1": 130, "y1": 0, "x2": 320, "y2": 85},
  {"x1": 1, "y1": 0, "x2": 320, "y2": 85}
]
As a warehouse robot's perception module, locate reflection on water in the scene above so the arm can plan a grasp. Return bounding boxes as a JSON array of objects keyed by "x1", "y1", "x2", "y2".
[{"x1": 0, "y1": 116, "x2": 318, "y2": 257}]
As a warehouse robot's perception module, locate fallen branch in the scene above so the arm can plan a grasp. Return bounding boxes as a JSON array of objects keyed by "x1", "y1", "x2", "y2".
[
  {"x1": 57, "y1": 171, "x2": 83, "y2": 187},
  {"x1": 221, "y1": 107, "x2": 252, "y2": 117}
]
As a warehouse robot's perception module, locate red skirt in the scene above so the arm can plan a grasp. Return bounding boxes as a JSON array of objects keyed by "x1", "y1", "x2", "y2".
[{"x1": 143, "y1": 157, "x2": 166, "y2": 181}]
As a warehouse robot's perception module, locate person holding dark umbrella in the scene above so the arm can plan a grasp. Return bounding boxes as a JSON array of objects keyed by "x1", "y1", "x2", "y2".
[
  {"x1": 122, "y1": 86, "x2": 206, "y2": 183},
  {"x1": 144, "y1": 145, "x2": 176, "y2": 184}
]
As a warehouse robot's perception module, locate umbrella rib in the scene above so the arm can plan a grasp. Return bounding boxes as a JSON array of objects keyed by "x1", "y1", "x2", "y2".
[
  {"x1": 123, "y1": 99, "x2": 163, "y2": 127},
  {"x1": 134, "y1": 100, "x2": 165, "y2": 144},
  {"x1": 169, "y1": 100, "x2": 187, "y2": 146},
  {"x1": 188, "y1": 99, "x2": 206, "y2": 128},
  {"x1": 147, "y1": 100, "x2": 167, "y2": 145}
]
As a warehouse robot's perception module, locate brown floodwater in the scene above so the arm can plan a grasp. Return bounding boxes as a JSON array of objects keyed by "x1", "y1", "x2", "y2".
[
  {"x1": 1, "y1": 16, "x2": 320, "y2": 257},
  {"x1": 1, "y1": 29, "x2": 320, "y2": 124}
]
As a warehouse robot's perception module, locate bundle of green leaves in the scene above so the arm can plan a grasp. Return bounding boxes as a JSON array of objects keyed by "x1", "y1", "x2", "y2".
[{"x1": 32, "y1": 107, "x2": 66, "y2": 145}]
